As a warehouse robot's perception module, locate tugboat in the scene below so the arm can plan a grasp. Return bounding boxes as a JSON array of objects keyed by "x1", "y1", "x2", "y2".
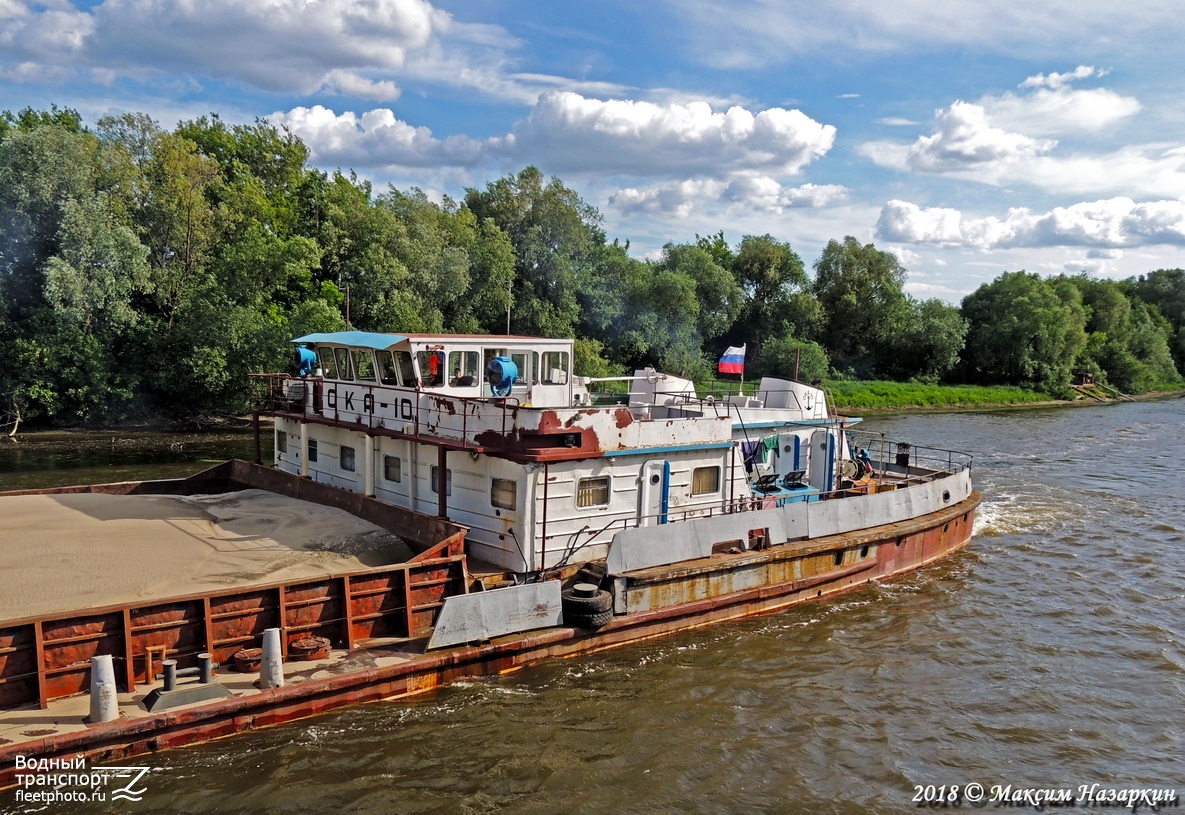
[{"x1": 260, "y1": 330, "x2": 980, "y2": 644}]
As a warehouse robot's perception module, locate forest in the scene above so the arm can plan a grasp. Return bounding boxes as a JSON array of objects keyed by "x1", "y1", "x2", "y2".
[{"x1": 1, "y1": 107, "x2": 1182, "y2": 427}]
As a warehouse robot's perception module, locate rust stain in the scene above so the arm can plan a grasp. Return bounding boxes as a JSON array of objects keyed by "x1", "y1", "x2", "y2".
[{"x1": 614, "y1": 408, "x2": 633, "y2": 429}]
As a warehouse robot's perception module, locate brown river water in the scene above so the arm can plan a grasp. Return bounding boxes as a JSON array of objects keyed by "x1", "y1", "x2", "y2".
[{"x1": 3, "y1": 399, "x2": 1183, "y2": 814}]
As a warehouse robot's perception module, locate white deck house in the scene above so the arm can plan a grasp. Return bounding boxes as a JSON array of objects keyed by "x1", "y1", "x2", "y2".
[{"x1": 264, "y1": 331, "x2": 970, "y2": 578}]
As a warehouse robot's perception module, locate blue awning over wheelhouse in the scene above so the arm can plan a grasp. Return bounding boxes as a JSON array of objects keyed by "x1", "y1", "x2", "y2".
[{"x1": 291, "y1": 332, "x2": 408, "y2": 350}]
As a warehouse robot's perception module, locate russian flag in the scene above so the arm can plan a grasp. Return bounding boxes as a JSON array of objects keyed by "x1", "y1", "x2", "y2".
[{"x1": 718, "y1": 344, "x2": 746, "y2": 375}]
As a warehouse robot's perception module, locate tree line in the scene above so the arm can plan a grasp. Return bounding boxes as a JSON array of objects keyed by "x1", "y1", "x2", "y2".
[{"x1": 0, "y1": 108, "x2": 1181, "y2": 426}]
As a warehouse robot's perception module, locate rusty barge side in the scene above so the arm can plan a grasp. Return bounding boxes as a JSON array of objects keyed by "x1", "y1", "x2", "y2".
[{"x1": 0, "y1": 479, "x2": 977, "y2": 788}]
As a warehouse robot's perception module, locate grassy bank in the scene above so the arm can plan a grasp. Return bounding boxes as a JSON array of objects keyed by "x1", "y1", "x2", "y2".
[{"x1": 824, "y1": 381, "x2": 1056, "y2": 411}]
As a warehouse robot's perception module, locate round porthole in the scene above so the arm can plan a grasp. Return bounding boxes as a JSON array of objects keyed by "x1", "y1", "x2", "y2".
[{"x1": 650, "y1": 474, "x2": 661, "y2": 485}]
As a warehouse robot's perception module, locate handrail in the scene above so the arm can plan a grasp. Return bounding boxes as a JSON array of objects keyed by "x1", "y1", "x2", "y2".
[{"x1": 249, "y1": 373, "x2": 523, "y2": 452}]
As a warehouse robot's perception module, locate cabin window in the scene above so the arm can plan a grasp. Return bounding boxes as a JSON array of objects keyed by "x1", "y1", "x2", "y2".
[
  {"x1": 395, "y1": 351, "x2": 415, "y2": 386},
  {"x1": 334, "y1": 348, "x2": 353, "y2": 380},
  {"x1": 340, "y1": 445, "x2": 356, "y2": 472},
  {"x1": 308, "y1": 439, "x2": 318, "y2": 463},
  {"x1": 416, "y1": 351, "x2": 445, "y2": 388},
  {"x1": 692, "y1": 466, "x2": 721, "y2": 496},
  {"x1": 353, "y1": 349, "x2": 376, "y2": 381},
  {"x1": 511, "y1": 352, "x2": 530, "y2": 384},
  {"x1": 491, "y1": 477, "x2": 517, "y2": 509},
  {"x1": 540, "y1": 351, "x2": 569, "y2": 385},
  {"x1": 448, "y1": 351, "x2": 480, "y2": 387},
  {"x1": 276, "y1": 430, "x2": 288, "y2": 454},
  {"x1": 383, "y1": 455, "x2": 401, "y2": 482},
  {"x1": 576, "y1": 476, "x2": 610, "y2": 507},
  {"x1": 318, "y1": 348, "x2": 339, "y2": 378},
  {"x1": 378, "y1": 352, "x2": 401, "y2": 386},
  {"x1": 430, "y1": 465, "x2": 452, "y2": 496}
]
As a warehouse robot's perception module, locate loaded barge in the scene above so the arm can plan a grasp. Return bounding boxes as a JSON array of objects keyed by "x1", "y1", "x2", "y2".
[{"x1": 0, "y1": 331, "x2": 979, "y2": 785}]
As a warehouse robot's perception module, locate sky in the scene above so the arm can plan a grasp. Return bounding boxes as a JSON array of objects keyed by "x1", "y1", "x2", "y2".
[{"x1": 3, "y1": 0, "x2": 1185, "y2": 302}]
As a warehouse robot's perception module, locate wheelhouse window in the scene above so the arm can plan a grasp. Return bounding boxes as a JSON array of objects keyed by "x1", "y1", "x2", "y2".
[
  {"x1": 333, "y1": 348, "x2": 353, "y2": 380},
  {"x1": 510, "y1": 352, "x2": 530, "y2": 384},
  {"x1": 318, "y1": 348, "x2": 339, "y2": 378},
  {"x1": 395, "y1": 351, "x2": 415, "y2": 385},
  {"x1": 353, "y1": 349, "x2": 376, "y2": 381},
  {"x1": 416, "y1": 351, "x2": 445, "y2": 388},
  {"x1": 448, "y1": 350, "x2": 480, "y2": 387},
  {"x1": 383, "y1": 455, "x2": 402, "y2": 483},
  {"x1": 430, "y1": 465, "x2": 452, "y2": 495},
  {"x1": 340, "y1": 445, "x2": 356, "y2": 472},
  {"x1": 576, "y1": 476, "x2": 610, "y2": 507},
  {"x1": 378, "y1": 352, "x2": 401, "y2": 386},
  {"x1": 491, "y1": 477, "x2": 517, "y2": 509},
  {"x1": 540, "y1": 351, "x2": 570, "y2": 385},
  {"x1": 308, "y1": 439, "x2": 318, "y2": 463},
  {"x1": 692, "y1": 466, "x2": 721, "y2": 496}
]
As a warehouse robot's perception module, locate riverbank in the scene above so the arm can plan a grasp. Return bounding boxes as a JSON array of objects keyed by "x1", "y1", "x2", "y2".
[{"x1": 826, "y1": 380, "x2": 1185, "y2": 414}]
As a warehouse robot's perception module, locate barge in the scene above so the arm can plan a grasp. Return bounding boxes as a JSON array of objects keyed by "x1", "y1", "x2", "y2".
[{"x1": 0, "y1": 330, "x2": 979, "y2": 786}]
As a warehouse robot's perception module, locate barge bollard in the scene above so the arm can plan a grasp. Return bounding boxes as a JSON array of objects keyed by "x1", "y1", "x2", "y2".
[
  {"x1": 261, "y1": 628, "x2": 284, "y2": 689},
  {"x1": 162, "y1": 659, "x2": 178, "y2": 693},
  {"x1": 89, "y1": 654, "x2": 119, "y2": 723},
  {"x1": 198, "y1": 652, "x2": 214, "y2": 684}
]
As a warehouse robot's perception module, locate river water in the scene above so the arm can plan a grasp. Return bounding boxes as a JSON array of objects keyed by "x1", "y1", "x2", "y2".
[{"x1": 4, "y1": 399, "x2": 1184, "y2": 813}]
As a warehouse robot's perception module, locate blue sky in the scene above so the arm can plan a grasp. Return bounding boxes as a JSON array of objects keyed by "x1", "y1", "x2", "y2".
[{"x1": 3, "y1": 0, "x2": 1184, "y2": 301}]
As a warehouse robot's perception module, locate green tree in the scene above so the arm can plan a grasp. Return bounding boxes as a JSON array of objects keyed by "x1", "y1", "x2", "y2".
[
  {"x1": 466, "y1": 217, "x2": 516, "y2": 333},
  {"x1": 813, "y1": 236, "x2": 911, "y2": 377},
  {"x1": 42, "y1": 193, "x2": 151, "y2": 336},
  {"x1": 0, "y1": 124, "x2": 102, "y2": 314},
  {"x1": 655, "y1": 243, "x2": 742, "y2": 342},
  {"x1": 960, "y1": 271, "x2": 1087, "y2": 392},
  {"x1": 751, "y1": 323, "x2": 830, "y2": 383},
  {"x1": 887, "y1": 299, "x2": 968, "y2": 382},
  {"x1": 730, "y1": 234, "x2": 809, "y2": 351},
  {"x1": 314, "y1": 172, "x2": 421, "y2": 331},
  {"x1": 1067, "y1": 274, "x2": 1180, "y2": 392},
  {"x1": 381, "y1": 189, "x2": 471, "y2": 331},
  {"x1": 1128, "y1": 268, "x2": 1185, "y2": 374},
  {"x1": 464, "y1": 166, "x2": 605, "y2": 338}
]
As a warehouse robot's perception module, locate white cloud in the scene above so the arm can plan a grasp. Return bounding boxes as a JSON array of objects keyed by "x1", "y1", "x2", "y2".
[
  {"x1": 877, "y1": 197, "x2": 1185, "y2": 250},
  {"x1": 609, "y1": 180, "x2": 725, "y2": 218},
  {"x1": 722, "y1": 177, "x2": 847, "y2": 210},
  {"x1": 670, "y1": 1, "x2": 1185, "y2": 68},
  {"x1": 0, "y1": 0, "x2": 460, "y2": 101},
  {"x1": 0, "y1": 1, "x2": 93, "y2": 77},
  {"x1": 859, "y1": 71, "x2": 1168, "y2": 198},
  {"x1": 94, "y1": 0, "x2": 450, "y2": 97},
  {"x1": 278, "y1": 93, "x2": 838, "y2": 184},
  {"x1": 981, "y1": 66, "x2": 1140, "y2": 136},
  {"x1": 609, "y1": 177, "x2": 846, "y2": 217},
  {"x1": 984, "y1": 86, "x2": 1140, "y2": 137},
  {"x1": 905, "y1": 101, "x2": 1056, "y2": 172},
  {"x1": 272, "y1": 105, "x2": 489, "y2": 168},
  {"x1": 512, "y1": 91, "x2": 836, "y2": 177},
  {"x1": 1020, "y1": 65, "x2": 1101, "y2": 90}
]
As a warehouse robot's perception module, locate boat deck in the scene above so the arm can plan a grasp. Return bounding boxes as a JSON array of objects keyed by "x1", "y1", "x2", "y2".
[{"x1": 0, "y1": 635, "x2": 426, "y2": 748}]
